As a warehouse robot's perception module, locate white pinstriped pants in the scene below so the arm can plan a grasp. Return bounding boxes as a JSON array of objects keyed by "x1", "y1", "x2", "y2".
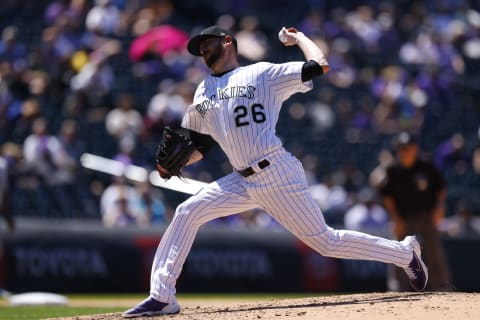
[{"x1": 150, "y1": 151, "x2": 413, "y2": 303}]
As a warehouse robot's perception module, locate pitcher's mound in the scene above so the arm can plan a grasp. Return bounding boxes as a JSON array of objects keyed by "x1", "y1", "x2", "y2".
[{"x1": 63, "y1": 292, "x2": 480, "y2": 320}]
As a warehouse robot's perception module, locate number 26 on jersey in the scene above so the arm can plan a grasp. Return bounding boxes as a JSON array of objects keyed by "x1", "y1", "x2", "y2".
[{"x1": 234, "y1": 103, "x2": 266, "y2": 127}]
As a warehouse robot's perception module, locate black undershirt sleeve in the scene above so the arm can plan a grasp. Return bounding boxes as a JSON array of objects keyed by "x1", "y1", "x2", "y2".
[
  {"x1": 176, "y1": 127, "x2": 216, "y2": 156},
  {"x1": 301, "y1": 60, "x2": 324, "y2": 82}
]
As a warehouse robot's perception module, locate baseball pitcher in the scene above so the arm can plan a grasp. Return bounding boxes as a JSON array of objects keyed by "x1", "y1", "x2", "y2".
[{"x1": 123, "y1": 26, "x2": 428, "y2": 317}]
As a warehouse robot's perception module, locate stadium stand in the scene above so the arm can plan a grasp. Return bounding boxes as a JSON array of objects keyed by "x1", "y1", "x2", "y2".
[{"x1": 1, "y1": 0, "x2": 480, "y2": 230}]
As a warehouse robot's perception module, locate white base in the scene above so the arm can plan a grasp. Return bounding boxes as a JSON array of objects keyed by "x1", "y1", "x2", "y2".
[{"x1": 8, "y1": 292, "x2": 69, "y2": 306}]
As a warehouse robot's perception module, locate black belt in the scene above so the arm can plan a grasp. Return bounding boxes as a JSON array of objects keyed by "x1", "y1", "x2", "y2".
[{"x1": 238, "y1": 159, "x2": 270, "y2": 177}]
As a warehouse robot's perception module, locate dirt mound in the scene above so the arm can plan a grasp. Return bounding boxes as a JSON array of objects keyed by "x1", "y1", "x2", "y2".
[{"x1": 55, "y1": 292, "x2": 480, "y2": 320}]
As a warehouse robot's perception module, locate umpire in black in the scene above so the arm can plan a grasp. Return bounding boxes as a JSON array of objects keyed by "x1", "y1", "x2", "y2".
[{"x1": 379, "y1": 132, "x2": 452, "y2": 291}]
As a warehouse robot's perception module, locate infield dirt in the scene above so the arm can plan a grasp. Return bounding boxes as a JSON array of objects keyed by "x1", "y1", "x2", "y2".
[{"x1": 52, "y1": 291, "x2": 479, "y2": 320}]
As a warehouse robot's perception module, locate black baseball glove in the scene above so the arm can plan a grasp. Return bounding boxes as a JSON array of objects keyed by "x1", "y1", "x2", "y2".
[{"x1": 155, "y1": 127, "x2": 196, "y2": 179}]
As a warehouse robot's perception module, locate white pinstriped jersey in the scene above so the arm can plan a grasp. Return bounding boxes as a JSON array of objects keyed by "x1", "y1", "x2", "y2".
[
  {"x1": 151, "y1": 61, "x2": 417, "y2": 304},
  {"x1": 181, "y1": 61, "x2": 312, "y2": 170}
]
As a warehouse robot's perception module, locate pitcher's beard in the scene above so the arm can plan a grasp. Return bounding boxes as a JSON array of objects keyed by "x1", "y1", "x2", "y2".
[{"x1": 204, "y1": 43, "x2": 224, "y2": 68}]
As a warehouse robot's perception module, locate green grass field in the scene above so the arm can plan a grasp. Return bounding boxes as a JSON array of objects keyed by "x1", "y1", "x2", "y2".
[
  {"x1": 0, "y1": 306, "x2": 124, "y2": 320},
  {"x1": 0, "y1": 293, "x2": 321, "y2": 320}
]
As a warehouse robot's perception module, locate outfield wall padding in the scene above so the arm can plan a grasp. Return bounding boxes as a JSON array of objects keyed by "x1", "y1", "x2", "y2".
[{"x1": 0, "y1": 223, "x2": 477, "y2": 293}]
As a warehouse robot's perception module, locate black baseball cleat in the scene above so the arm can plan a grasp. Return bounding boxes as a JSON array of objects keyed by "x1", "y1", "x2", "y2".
[
  {"x1": 122, "y1": 297, "x2": 180, "y2": 318},
  {"x1": 402, "y1": 236, "x2": 429, "y2": 291}
]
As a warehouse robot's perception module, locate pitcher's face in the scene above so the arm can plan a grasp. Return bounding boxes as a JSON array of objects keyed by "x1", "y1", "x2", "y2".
[{"x1": 199, "y1": 37, "x2": 225, "y2": 69}]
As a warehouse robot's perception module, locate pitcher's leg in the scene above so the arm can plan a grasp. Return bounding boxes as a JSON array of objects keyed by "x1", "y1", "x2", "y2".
[
  {"x1": 263, "y1": 189, "x2": 412, "y2": 267},
  {"x1": 150, "y1": 173, "x2": 257, "y2": 303},
  {"x1": 302, "y1": 227, "x2": 413, "y2": 267},
  {"x1": 253, "y1": 158, "x2": 413, "y2": 268}
]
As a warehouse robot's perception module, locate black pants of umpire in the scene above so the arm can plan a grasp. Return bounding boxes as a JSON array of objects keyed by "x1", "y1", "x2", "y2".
[{"x1": 389, "y1": 215, "x2": 453, "y2": 291}]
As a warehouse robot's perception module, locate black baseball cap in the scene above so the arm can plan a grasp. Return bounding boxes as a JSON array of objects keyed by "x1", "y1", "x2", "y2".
[
  {"x1": 393, "y1": 132, "x2": 417, "y2": 149},
  {"x1": 187, "y1": 25, "x2": 236, "y2": 56}
]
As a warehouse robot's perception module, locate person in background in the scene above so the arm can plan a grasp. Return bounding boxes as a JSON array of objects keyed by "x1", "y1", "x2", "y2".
[
  {"x1": 23, "y1": 117, "x2": 76, "y2": 186},
  {"x1": 103, "y1": 197, "x2": 137, "y2": 228},
  {"x1": 100, "y1": 176, "x2": 142, "y2": 227},
  {"x1": 0, "y1": 154, "x2": 14, "y2": 232},
  {"x1": 440, "y1": 199, "x2": 480, "y2": 237},
  {"x1": 379, "y1": 132, "x2": 452, "y2": 291},
  {"x1": 344, "y1": 187, "x2": 388, "y2": 236}
]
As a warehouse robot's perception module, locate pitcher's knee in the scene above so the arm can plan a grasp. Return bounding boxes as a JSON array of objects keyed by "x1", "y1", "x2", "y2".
[
  {"x1": 301, "y1": 227, "x2": 337, "y2": 256},
  {"x1": 173, "y1": 199, "x2": 213, "y2": 227},
  {"x1": 173, "y1": 201, "x2": 198, "y2": 225}
]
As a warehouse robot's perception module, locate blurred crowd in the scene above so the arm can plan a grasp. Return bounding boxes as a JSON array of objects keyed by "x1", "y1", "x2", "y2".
[{"x1": 1, "y1": 0, "x2": 480, "y2": 236}]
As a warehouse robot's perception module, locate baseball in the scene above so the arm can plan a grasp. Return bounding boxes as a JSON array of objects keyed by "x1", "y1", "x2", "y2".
[{"x1": 278, "y1": 28, "x2": 288, "y2": 43}]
